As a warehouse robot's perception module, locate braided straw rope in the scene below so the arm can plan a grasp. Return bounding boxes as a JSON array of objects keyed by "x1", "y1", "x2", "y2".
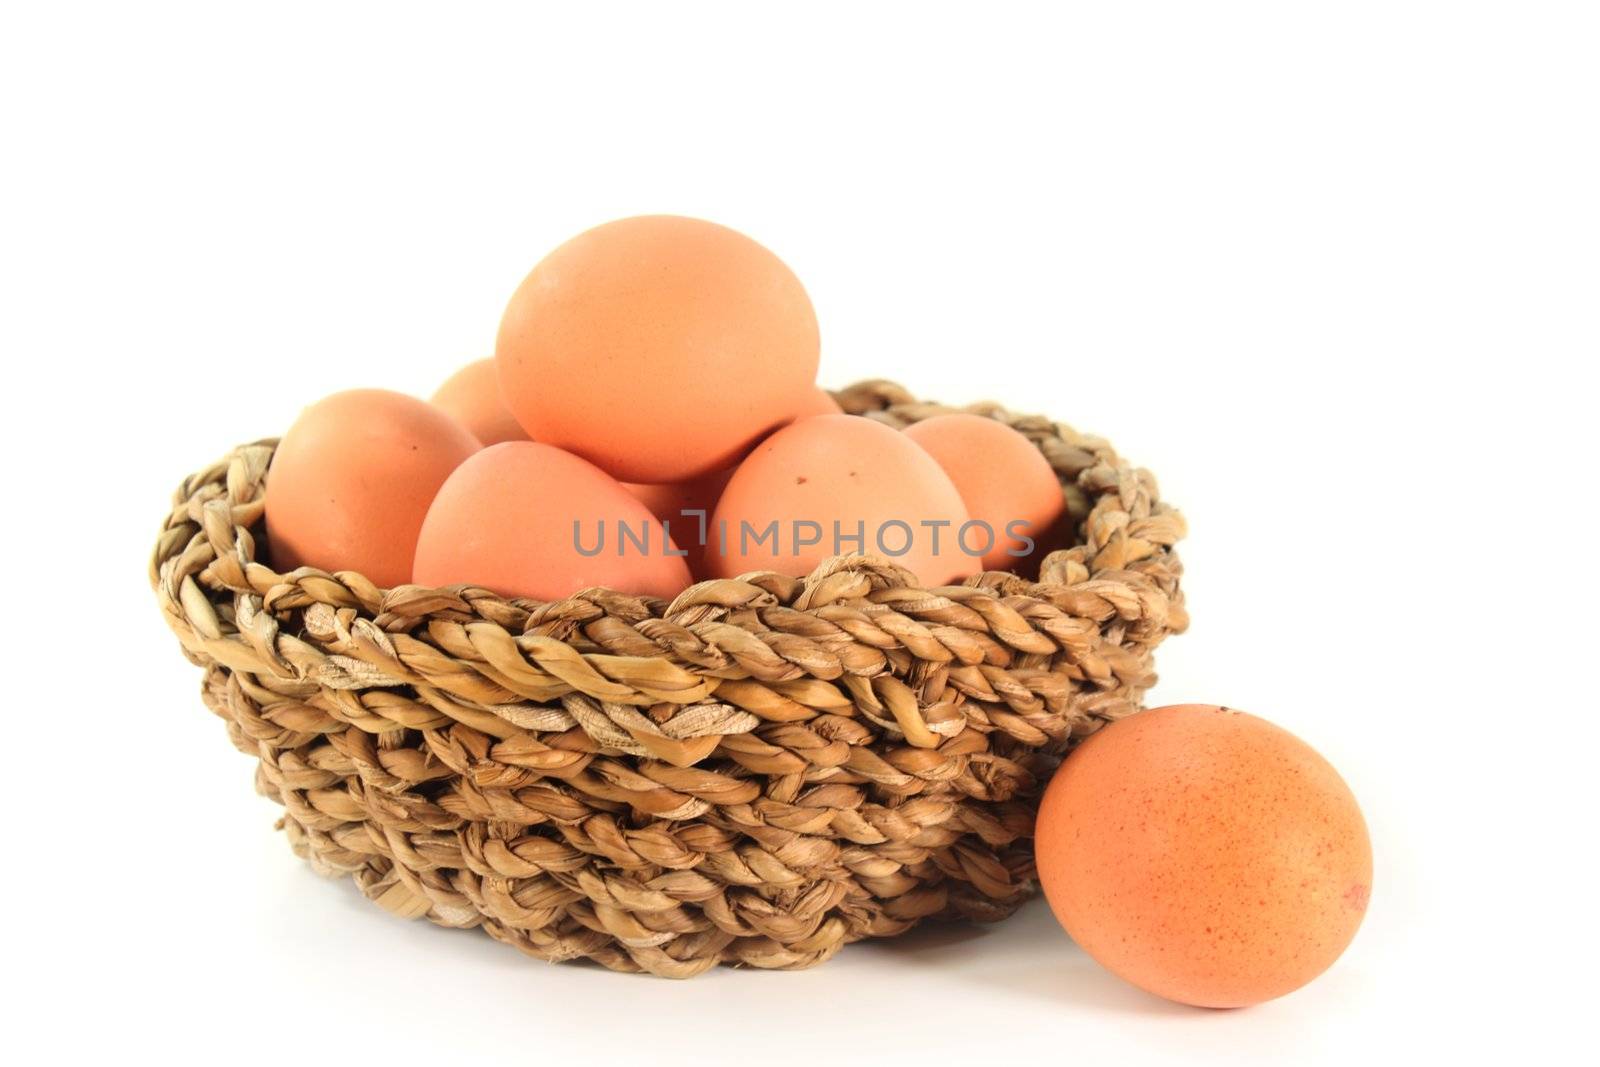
[{"x1": 150, "y1": 380, "x2": 1187, "y2": 977}]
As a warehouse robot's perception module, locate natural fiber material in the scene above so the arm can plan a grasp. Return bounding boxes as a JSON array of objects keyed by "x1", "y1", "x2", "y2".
[{"x1": 150, "y1": 380, "x2": 1187, "y2": 977}]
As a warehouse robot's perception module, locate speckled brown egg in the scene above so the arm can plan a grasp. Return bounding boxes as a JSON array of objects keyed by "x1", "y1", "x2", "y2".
[
  {"x1": 1034, "y1": 704, "x2": 1372, "y2": 1008},
  {"x1": 707, "y1": 413, "x2": 972, "y2": 585}
]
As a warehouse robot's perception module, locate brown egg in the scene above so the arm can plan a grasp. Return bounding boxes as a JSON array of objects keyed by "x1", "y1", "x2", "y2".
[
  {"x1": 904, "y1": 413, "x2": 1064, "y2": 572},
  {"x1": 495, "y1": 216, "x2": 820, "y2": 482},
  {"x1": 263, "y1": 389, "x2": 480, "y2": 588},
  {"x1": 413, "y1": 442, "x2": 692, "y2": 601},
  {"x1": 708, "y1": 414, "x2": 973, "y2": 585},
  {"x1": 1035, "y1": 704, "x2": 1372, "y2": 1008},
  {"x1": 430, "y1": 358, "x2": 528, "y2": 446}
]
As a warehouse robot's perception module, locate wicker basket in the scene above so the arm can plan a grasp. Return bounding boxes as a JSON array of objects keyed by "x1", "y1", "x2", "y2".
[{"x1": 150, "y1": 379, "x2": 1186, "y2": 977}]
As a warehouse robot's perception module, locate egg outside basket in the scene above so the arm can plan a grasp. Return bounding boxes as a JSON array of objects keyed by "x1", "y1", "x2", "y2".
[{"x1": 150, "y1": 379, "x2": 1187, "y2": 977}]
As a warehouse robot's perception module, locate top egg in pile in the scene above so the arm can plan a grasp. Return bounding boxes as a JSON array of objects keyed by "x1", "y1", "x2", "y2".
[
  {"x1": 496, "y1": 215, "x2": 822, "y2": 483},
  {"x1": 262, "y1": 215, "x2": 1067, "y2": 600}
]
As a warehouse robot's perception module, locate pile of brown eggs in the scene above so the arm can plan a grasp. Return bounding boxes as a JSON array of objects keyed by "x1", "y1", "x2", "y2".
[
  {"x1": 263, "y1": 215, "x2": 1064, "y2": 600},
  {"x1": 259, "y1": 216, "x2": 1372, "y2": 1011}
]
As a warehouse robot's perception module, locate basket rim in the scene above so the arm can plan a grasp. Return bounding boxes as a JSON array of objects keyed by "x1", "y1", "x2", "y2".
[
  {"x1": 151, "y1": 378, "x2": 1186, "y2": 623},
  {"x1": 150, "y1": 378, "x2": 1188, "y2": 758}
]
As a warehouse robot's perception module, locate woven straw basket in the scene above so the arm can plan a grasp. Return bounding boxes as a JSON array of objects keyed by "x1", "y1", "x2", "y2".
[{"x1": 150, "y1": 379, "x2": 1186, "y2": 977}]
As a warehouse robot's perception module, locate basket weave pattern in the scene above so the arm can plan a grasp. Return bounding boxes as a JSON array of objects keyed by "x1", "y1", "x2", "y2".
[{"x1": 151, "y1": 380, "x2": 1186, "y2": 977}]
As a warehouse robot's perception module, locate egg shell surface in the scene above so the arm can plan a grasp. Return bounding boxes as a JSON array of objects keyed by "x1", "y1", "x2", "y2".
[
  {"x1": 263, "y1": 389, "x2": 480, "y2": 588},
  {"x1": 787, "y1": 385, "x2": 843, "y2": 420},
  {"x1": 1035, "y1": 704, "x2": 1373, "y2": 1008},
  {"x1": 621, "y1": 385, "x2": 837, "y2": 536},
  {"x1": 903, "y1": 413, "x2": 1064, "y2": 571},
  {"x1": 413, "y1": 441, "x2": 692, "y2": 601},
  {"x1": 495, "y1": 215, "x2": 820, "y2": 482},
  {"x1": 430, "y1": 358, "x2": 529, "y2": 446},
  {"x1": 707, "y1": 414, "x2": 972, "y2": 585},
  {"x1": 620, "y1": 470, "x2": 732, "y2": 531}
]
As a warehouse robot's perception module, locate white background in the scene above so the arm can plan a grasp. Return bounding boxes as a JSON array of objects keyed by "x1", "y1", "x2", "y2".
[{"x1": 4, "y1": 2, "x2": 1596, "y2": 1063}]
